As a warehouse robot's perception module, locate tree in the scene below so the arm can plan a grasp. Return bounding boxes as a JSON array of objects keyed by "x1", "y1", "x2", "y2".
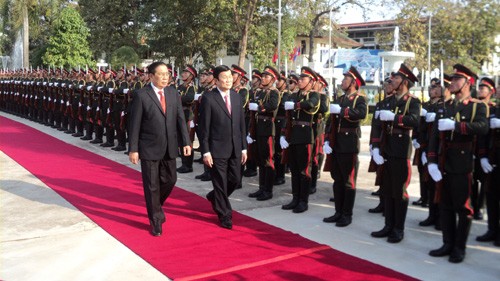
[
  {"x1": 111, "y1": 46, "x2": 141, "y2": 69},
  {"x1": 42, "y1": 7, "x2": 93, "y2": 68},
  {"x1": 233, "y1": 0, "x2": 259, "y2": 67}
]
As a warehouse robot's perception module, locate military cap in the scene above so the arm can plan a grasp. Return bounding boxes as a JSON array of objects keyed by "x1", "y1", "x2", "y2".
[
  {"x1": 394, "y1": 63, "x2": 418, "y2": 84},
  {"x1": 278, "y1": 71, "x2": 287, "y2": 81},
  {"x1": 87, "y1": 68, "x2": 96, "y2": 75},
  {"x1": 317, "y1": 74, "x2": 328, "y2": 88},
  {"x1": 262, "y1": 66, "x2": 280, "y2": 80},
  {"x1": 109, "y1": 69, "x2": 117, "y2": 78},
  {"x1": 300, "y1": 66, "x2": 318, "y2": 81},
  {"x1": 479, "y1": 77, "x2": 496, "y2": 93},
  {"x1": 252, "y1": 69, "x2": 262, "y2": 80},
  {"x1": 288, "y1": 74, "x2": 299, "y2": 84},
  {"x1": 452, "y1": 64, "x2": 477, "y2": 85},
  {"x1": 343, "y1": 66, "x2": 366, "y2": 87},
  {"x1": 183, "y1": 65, "x2": 198, "y2": 78},
  {"x1": 207, "y1": 65, "x2": 215, "y2": 75},
  {"x1": 443, "y1": 74, "x2": 452, "y2": 87},
  {"x1": 99, "y1": 68, "x2": 106, "y2": 76},
  {"x1": 241, "y1": 75, "x2": 249, "y2": 83},
  {"x1": 231, "y1": 64, "x2": 247, "y2": 77}
]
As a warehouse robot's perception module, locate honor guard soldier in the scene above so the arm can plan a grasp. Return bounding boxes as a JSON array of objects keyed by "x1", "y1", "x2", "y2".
[
  {"x1": 72, "y1": 72, "x2": 86, "y2": 137},
  {"x1": 310, "y1": 74, "x2": 330, "y2": 194},
  {"x1": 177, "y1": 65, "x2": 197, "y2": 173},
  {"x1": 101, "y1": 69, "x2": 117, "y2": 148},
  {"x1": 273, "y1": 72, "x2": 292, "y2": 186},
  {"x1": 371, "y1": 64, "x2": 421, "y2": 243},
  {"x1": 89, "y1": 69, "x2": 106, "y2": 144},
  {"x1": 418, "y1": 74, "x2": 452, "y2": 230},
  {"x1": 247, "y1": 66, "x2": 280, "y2": 200},
  {"x1": 81, "y1": 69, "x2": 97, "y2": 141},
  {"x1": 112, "y1": 68, "x2": 130, "y2": 152},
  {"x1": 427, "y1": 64, "x2": 488, "y2": 263},
  {"x1": 475, "y1": 78, "x2": 500, "y2": 246},
  {"x1": 243, "y1": 70, "x2": 263, "y2": 178},
  {"x1": 231, "y1": 64, "x2": 249, "y2": 189},
  {"x1": 281, "y1": 67, "x2": 320, "y2": 213},
  {"x1": 322, "y1": 67, "x2": 367, "y2": 227}
]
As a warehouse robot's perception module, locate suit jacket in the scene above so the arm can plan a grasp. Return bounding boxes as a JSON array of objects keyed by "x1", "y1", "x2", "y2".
[
  {"x1": 128, "y1": 83, "x2": 191, "y2": 160},
  {"x1": 199, "y1": 88, "x2": 247, "y2": 159}
]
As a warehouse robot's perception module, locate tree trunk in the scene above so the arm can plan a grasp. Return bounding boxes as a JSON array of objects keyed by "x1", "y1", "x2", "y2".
[
  {"x1": 308, "y1": 9, "x2": 333, "y2": 64},
  {"x1": 22, "y1": 3, "x2": 29, "y2": 68},
  {"x1": 237, "y1": 0, "x2": 258, "y2": 67}
]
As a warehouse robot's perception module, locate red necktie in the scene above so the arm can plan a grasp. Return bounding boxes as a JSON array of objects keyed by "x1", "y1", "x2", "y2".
[
  {"x1": 159, "y1": 90, "x2": 166, "y2": 113},
  {"x1": 224, "y1": 94, "x2": 231, "y2": 115}
]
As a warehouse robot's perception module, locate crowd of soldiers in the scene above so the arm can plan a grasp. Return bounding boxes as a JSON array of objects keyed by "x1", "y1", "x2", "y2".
[{"x1": 1, "y1": 62, "x2": 498, "y2": 264}]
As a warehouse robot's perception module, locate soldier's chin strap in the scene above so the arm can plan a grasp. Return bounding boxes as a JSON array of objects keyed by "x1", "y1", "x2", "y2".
[
  {"x1": 452, "y1": 79, "x2": 468, "y2": 95},
  {"x1": 393, "y1": 78, "x2": 404, "y2": 94}
]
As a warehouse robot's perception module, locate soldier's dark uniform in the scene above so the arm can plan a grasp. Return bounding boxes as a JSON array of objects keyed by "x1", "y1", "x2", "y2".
[
  {"x1": 177, "y1": 65, "x2": 197, "y2": 173},
  {"x1": 243, "y1": 70, "x2": 262, "y2": 178},
  {"x1": 248, "y1": 66, "x2": 280, "y2": 201},
  {"x1": 281, "y1": 67, "x2": 320, "y2": 213},
  {"x1": 323, "y1": 67, "x2": 367, "y2": 227},
  {"x1": 427, "y1": 64, "x2": 488, "y2": 263},
  {"x1": 371, "y1": 64, "x2": 421, "y2": 243},
  {"x1": 475, "y1": 78, "x2": 500, "y2": 246},
  {"x1": 71, "y1": 77, "x2": 86, "y2": 137},
  {"x1": 101, "y1": 73, "x2": 117, "y2": 147},
  {"x1": 80, "y1": 71, "x2": 97, "y2": 141},
  {"x1": 112, "y1": 75, "x2": 130, "y2": 151},
  {"x1": 310, "y1": 74, "x2": 330, "y2": 194}
]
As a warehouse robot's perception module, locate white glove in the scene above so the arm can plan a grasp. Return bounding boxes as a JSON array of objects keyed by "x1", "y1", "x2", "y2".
[
  {"x1": 97, "y1": 86, "x2": 103, "y2": 91},
  {"x1": 379, "y1": 110, "x2": 396, "y2": 121},
  {"x1": 246, "y1": 135, "x2": 254, "y2": 144},
  {"x1": 372, "y1": 148, "x2": 385, "y2": 165},
  {"x1": 421, "y1": 152, "x2": 428, "y2": 165},
  {"x1": 280, "y1": 136, "x2": 289, "y2": 149},
  {"x1": 480, "y1": 158, "x2": 493, "y2": 173},
  {"x1": 86, "y1": 86, "x2": 92, "y2": 91},
  {"x1": 43, "y1": 82, "x2": 47, "y2": 86},
  {"x1": 330, "y1": 104, "x2": 341, "y2": 114},
  {"x1": 189, "y1": 120, "x2": 195, "y2": 128},
  {"x1": 438, "y1": 119, "x2": 455, "y2": 131},
  {"x1": 427, "y1": 163, "x2": 442, "y2": 182},
  {"x1": 426, "y1": 112, "x2": 436, "y2": 123},
  {"x1": 323, "y1": 141, "x2": 333, "y2": 154},
  {"x1": 412, "y1": 139, "x2": 420, "y2": 149},
  {"x1": 374, "y1": 111, "x2": 380, "y2": 120},
  {"x1": 108, "y1": 88, "x2": 113, "y2": 93},
  {"x1": 61, "y1": 83, "x2": 66, "y2": 87},
  {"x1": 79, "y1": 85, "x2": 84, "y2": 89},
  {"x1": 490, "y1": 118, "x2": 500, "y2": 129},
  {"x1": 248, "y1": 102, "x2": 259, "y2": 111},
  {"x1": 284, "y1": 101, "x2": 295, "y2": 110},
  {"x1": 420, "y1": 108, "x2": 427, "y2": 116},
  {"x1": 123, "y1": 89, "x2": 129, "y2": 94},
  {"x1": 194, "y1": 93, "x2": 201, "y2": 100}
]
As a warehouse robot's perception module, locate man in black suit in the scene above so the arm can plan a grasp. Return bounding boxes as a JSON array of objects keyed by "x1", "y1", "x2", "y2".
[
  {"x1": 199, "y1": 65, "x2": 248, "y2": 229},
  {"x1": 128, "y1": 62, "x2": 191, "y2": 237}
]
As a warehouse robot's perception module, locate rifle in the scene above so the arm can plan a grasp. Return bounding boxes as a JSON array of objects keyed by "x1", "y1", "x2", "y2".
[
  {"x1": 435, "y1": 98, "x2": 447, "y2": 203},
  {"x1": 95, "y1": 92, "x2": 102, "y2": 126},
  {"x1": 247, "y1": 89, "x2": 259, "y2": 161},
  {"x1": 106, "y1": 92, "x2": 114, "y2": 128},
  {"x1": 323, "y1": 96, "x2": 338, "y2": 172}
]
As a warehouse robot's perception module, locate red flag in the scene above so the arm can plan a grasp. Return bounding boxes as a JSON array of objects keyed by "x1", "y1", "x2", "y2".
[{"x1": 272, "y1": 48, "x2": 278, "y2": 64}]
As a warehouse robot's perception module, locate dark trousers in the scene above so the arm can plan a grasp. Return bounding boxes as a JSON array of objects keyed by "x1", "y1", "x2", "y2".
[
  {"x1": 331, "y1": 153, "x2": 359, "y2": 217},
  {"x1": 439, "y1": 173, "x2": 473, "y2": 249},
  {"x1": 382, "y1": 158, "x2": 411, "y2": 231},
  {"x1": 485, "y1": 165, "x2": 500, "y2": 234},
  {"x1": 256, "y1": 136, "x2": 275, "y2": 193},
  {"x1": 209, "y1": 155, "x2": 241, "y2": 219},
  {"x1": 140, "y1": 156, "x2": 177, "y2": 224},
  {"x1": 289, "y1": 144, "x2": 312, "y2": 203}
]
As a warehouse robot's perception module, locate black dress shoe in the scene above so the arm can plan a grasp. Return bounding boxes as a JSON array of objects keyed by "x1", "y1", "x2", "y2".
[
  {"x1": 80, "y1": 136, "x2": 92, "y2": 140},
  {"x1": 323, "y1": 212, "x2": 342, "y2": 223},
  {"x1": 429, "y1": 244, "x2": 453, "y2": 257},
  {"x1": 195, "y1": 173, "x2": 206, "y2": 179},
  {"x1": 421, "y1": 202, "x2": 429, "y2": 208},
  {"x1": 248, "y1": 189, "x2": 263, "y2": 198},
  {"x1": 335, "y1": 216, "x2": 352, "y2": 227},
  {"x1": 292, "y1": 202, "x2": 308, "y2": 213},
  {"x1": 419, "y1": 217, "x2": 435, "y2": 227},
  {"x1": 150, "y1": 222, "x2": 162, "y2": 237},
  {"x1": 273, "y1": 178, "x2": 285, "y2": 185},
  {"x1": 371, "y1": 190, "x2": 380, "y2": 196},
  {"x1": 368, "y1": 204, "x2": 384, "y2": 213},
  {"x1": 201, "y1": 174, "x2": 212, "y2": 181},
  {"x1": 329, "y1": 197, "x2": 335, "y2": 202},
  {"x1": 257, "y1": 192, "x2": 273, "y2": 201},
  {"x1": 220, "y1": 217, "x2": 233, "y2": 229},
  {"x1": 177, "y1": 166, "x2": 193, "y2": 173},
  {"x1": 412, "y1": 198, "x2": 423, "y2": 206},
  {"x1": 100, "y1": 142, "x2": 114, "y2": 147},
  {"x1": 113, "y1": 145, "x2": 127, "y2": 151},
  {"x1": 72, "y1": 132, "x2": 84, "y2": 137},
  {"x1": 476, "y1": 230, "x2": 496, "y2": 242},
  {"x1": 371, "y1": 226, "x2": 392, "y2": 238},
  {"x1": 387, "y1": 229, "x2": 404, "y2": 243},
  {"x1": 473, "y1": 211, "x2": 483, "y2": 220},
  {"x1": 448, "y1": 248, "x2": 465, "y2": 263},
  {"x1": 243, "y1": 169, "x2": 257, "y2": 177},
  {"x1": 282, "y1": 199, "x2": 299, "y2": 210},
  {"x1": 90, "y1": 139, "x2": 103, "y2": 144}
]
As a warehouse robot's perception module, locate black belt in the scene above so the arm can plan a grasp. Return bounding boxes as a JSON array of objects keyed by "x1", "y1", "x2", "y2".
[
  {"x1": 446, "y1": 142, "x2": 473, "y2": 150},
  {"x1": 257, "y1": 115, "x2": 274, "y2": 122},
  {"x1": 338, "y1": 127, "x2": 358, "y2": 133},
  {"x1": 390, "y1": 128, "x2": 410, "y2": 136},
  {"x1": 292, "y1": 121, "x2": 311, "y2": 127}
]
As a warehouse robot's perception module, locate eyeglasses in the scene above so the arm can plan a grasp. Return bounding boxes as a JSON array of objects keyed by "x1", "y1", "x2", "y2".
[{"x1": 154, "y1": 72, "x2": 170, "y2": 77}]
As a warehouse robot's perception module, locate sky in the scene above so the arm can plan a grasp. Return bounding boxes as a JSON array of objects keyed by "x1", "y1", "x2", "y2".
[{"x1": 335, "y1": 2, "x2": 400, "y2": 24}]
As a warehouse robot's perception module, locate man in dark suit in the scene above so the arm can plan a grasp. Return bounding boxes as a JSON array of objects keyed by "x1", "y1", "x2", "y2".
[
  {"x1": 199, "y1": 65, "x2": 248, "y2": 229},
  {"x1": 128, "y1": 61, "x2": 191, "y2": 237}
]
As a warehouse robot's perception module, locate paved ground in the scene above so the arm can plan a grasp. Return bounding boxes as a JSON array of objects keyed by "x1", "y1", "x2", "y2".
[{"x1": 1, "y1": 111, "x2": 499, "y2": 281}]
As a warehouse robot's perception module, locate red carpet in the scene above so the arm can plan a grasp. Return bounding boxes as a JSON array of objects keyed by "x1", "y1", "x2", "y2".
[{"x1": 0, "y1": 115, "x2": 417, "y2": 281}]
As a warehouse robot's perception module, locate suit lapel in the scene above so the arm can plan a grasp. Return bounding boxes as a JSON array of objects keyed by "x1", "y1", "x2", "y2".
[
  {"x1": 215, "y1": 89, "x2": 231, "y2": 117},
  {"x1": 146, "y1": 84, "x2": 165, "y2": 116}
]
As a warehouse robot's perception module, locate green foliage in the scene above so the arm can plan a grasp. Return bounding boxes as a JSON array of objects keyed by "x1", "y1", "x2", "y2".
[
  {"x1": 42, "y1": 7, "x2": 93, "y2": 68},
  {"x1": 111, "y1": 46, "x2": 140, "y2": 68}
]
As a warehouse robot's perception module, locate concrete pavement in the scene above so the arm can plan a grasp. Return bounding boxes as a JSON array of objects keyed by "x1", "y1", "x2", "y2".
[{"x1": 1, "y1": 111, "x2": 499, "y2": 281}]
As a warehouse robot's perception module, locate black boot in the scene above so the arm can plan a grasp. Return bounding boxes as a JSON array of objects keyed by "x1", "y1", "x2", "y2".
[
  {"x1": 430, "y1": 208, "x2": 456, "y2": 257},
  {"x1": 476, "y1": 230, "x2": 496, "y2": 242},
  {"x1": 292, "y1": 176, "x2": 310, "y2": 213},
  {"x1": 388, "y1": 200, "x2": 408, "y2": 243},
  {"x1": 372, "y1": 197, "x2": 394, "y2": 238},
  {"x1": 249, "y1": 168, "x2": 265, "y2": 198},
  {"x1": 336, "y1": 189, "x2": 355, "y2": 227},
  {"x1": 449, "y1": 216, "x2": 471, "y2": 263},
  {"x1": 309, "y1": 164, "x2": 318, "y2": 194},
  {"x1": 282, "y1": 173, "x2": 300, "y2": 210},
  {"x1": 257, "y1": 167, "x2": 274, "y2": 201}
]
